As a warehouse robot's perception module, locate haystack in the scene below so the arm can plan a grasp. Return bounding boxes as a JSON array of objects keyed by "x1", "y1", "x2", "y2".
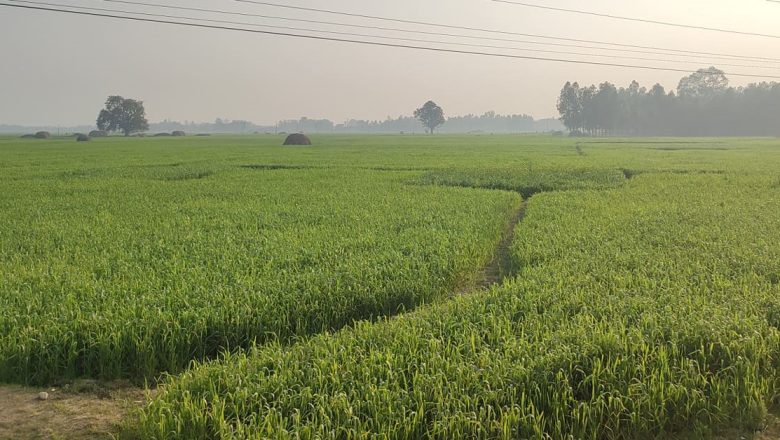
[{"x1": 283, "y1": 133, "x2": 311, "y2": 146}]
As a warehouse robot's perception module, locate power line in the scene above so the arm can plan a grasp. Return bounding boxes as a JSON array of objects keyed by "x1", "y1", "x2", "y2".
[
  {"x1": 69, "y1": 0, "x2": 778, "y2": 68},
  {"x1": 4, "y1": 2, "x2": 780, "y2": 80},
  {"x1": 11, "y1": 0, "x2": 778, "y2": 70},
  {"x1": 109, "y1": 0, "x2": 690, "y2": 59},
  {"x1": 493, "y1": 1, "x2": 780, "y2": 40},
  {"x1": 233, "y1": 0, "x2": 780, "y2": 63},
  {"x1": 100, "y1": 0, "x2": 780, "y2": 64},
  {"x1": 102, "y1": 0, "x2": 780, "y2": 66}
]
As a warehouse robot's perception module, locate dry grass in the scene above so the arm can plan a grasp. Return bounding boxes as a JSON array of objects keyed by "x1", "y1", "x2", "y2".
[
  {"x1": 669, "y1": 410, "x2": 780, "y2": 440},
  {"x1": 0, "y1": 381, "x2": 149, "y2": 440}
]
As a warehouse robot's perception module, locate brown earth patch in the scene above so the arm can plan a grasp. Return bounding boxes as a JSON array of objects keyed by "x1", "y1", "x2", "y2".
[
  {"x1": 0, "y1": 381, "x2": 149, "y2": 440},
  {"x1": 736, "y1": 410, "x2": 780, "y2": 440},
  {"x1": 669, "y1": 409, "x2": 780, "y2": 440}
]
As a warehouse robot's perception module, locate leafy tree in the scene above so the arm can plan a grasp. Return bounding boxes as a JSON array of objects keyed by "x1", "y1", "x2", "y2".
[
  {"x1": 643, "y1": 84, "x2": 674, "y2": 135},
  {"x1": 579, "y1": 85, "x2": 598, "y2": 135},
  {"x1": 591, "y1": 82, "x2": 619, "y2": 135},
  {"x1": 96, "y1": 96, "x2": 149, "y2": 136},
  {"x1": 557, "y1": 82, "x2": 583, "y2": 133},
  {"x1": 619, "y1": 80, "x2": 647, "y2": 135},
  {"x1": 414, "y1": 101, "x2": 445, "y2": 134},
  {"x1": 677, "y1": 67, "x2": 729, "y2": 100}
]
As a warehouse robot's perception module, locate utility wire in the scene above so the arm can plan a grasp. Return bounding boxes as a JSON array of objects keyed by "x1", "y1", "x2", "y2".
[
  {"x1": 4, "y1": 2, "x2": 780, "y2": 80},
  {"x1": 99, "y1": 0, "x2": 780, "y2": 65},
  {"x1": 234, "y1": 0, "x2": 780, "y2": 62},
  {"x1": 72, "y1": 0, "x2": 778, "y2": 68},
  {"x1": 493, "y1": 1, "x2": 780, "y2": 40},
  {"x1": 11, "y1": 0, "x2": 778, "y2": 70}
]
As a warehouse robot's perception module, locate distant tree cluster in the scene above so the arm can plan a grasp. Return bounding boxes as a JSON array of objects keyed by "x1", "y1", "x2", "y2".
[
  {"x1": 277, "y1": 117, "x2": 335, "y2": 134},
  {"x1": 1, "y1": 95, "x2": 563, "y2": 136},
  {"x1": 557, "y1": 67, "x2": 780, "y2": 136},
  {"x1": 153, "y1": 118, "x2": 255, "y2": 134},
  {"x1": 250, "y1": 113, "x2": 559, "y2": 134},
  {"x1": 443, "y1": 111, "x2": 538, "y2": 133}
]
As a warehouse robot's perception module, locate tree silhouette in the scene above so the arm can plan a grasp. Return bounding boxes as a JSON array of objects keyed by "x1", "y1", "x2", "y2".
[
  {"x1": 414, "y1": 101, "x2": 445, "y2": 134},
  {"x1": 97, "y1": 96, "x2": 149, "y2": 136},
  {"x1": 677, "y1": 67, "x2": 729, "y2": 100}
]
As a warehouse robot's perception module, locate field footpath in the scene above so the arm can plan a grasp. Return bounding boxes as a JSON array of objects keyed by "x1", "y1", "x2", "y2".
[{"x1": 474, "y1": 199, "x2": 528, "y2": 290}]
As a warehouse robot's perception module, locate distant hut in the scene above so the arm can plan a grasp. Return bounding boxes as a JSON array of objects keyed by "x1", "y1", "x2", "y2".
[{"x1": 283, "y1": 133, "x2": 311, "y2": 146}]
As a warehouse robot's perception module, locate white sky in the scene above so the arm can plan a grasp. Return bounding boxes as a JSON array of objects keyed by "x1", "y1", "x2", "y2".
[{"x1": 1, "y1": 0, "x2": 779, "y2": 126}]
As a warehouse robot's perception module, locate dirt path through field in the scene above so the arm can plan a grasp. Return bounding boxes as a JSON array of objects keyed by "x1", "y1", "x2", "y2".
[
  {"x1": 0, "y1": 382, "x2": 148, "y2": 439},
  {"x1": 473, "y1": 199, "x2": 528, "y2": 290}
]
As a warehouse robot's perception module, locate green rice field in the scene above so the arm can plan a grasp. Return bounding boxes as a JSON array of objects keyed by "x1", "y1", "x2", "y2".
[{"x1": 1, "y1": 134, "x2": 779, "y2": 438}]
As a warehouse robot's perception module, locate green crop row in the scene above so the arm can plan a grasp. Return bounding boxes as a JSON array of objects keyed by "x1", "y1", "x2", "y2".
[
  {"x1": 136, "y1": 172, "x2": 780, "y2": 439},
  {"x1": 0, "y1": 167, "x2": 519, "y2": 384},
  {"x1": 415, "y1": 166, "x2": 625, "y2": 197}
]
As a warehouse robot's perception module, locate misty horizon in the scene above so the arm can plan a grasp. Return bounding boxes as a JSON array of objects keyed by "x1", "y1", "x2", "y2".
[
  {"x1": 3, "y1": 0, "x2": 779, "y2": 127},
  {"x1": 0, "y1": 110, "x2": 566, "y2": 135},
  {"x1": 0, "y1": 109, "x2": 563, "y2": 131}
]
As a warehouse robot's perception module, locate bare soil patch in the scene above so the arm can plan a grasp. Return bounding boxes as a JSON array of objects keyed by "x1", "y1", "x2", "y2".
[
  {"x1": 732, "y1": 411, "x2": 780, "y2": 440},
  {"x1": 667, "y1": 409, "x2": 780, "y2": 440},
  {"x1": 0, "y1": 381, "x2": 149, "y2": 440}
]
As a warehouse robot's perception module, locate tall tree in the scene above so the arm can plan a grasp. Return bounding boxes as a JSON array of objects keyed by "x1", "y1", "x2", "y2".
[
  {"x1": 97, "y1": 96, "x2": 149, "y2": 136},
  {"x1": 556, "y1": 82, "x2": 583, "y2": 133},
  {"x1": 644, "y1": 83, "x2": 673, "y2": 135},
  {"x1": 414, "y1": 101, "x2": 445, "y2": 134},
  {"x1": 677, "y1": 67, "x2": 729, "y2": 100},
  {"x1": 620, "y1": 80, "x2": 647, "y2": 135},
  {"x1": 591, "y1": 82, "x2": 619, "y2": 135}
]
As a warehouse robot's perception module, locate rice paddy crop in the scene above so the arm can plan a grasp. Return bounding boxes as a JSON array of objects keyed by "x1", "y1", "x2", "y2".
[
  {"x1": 137, "y1": 171, "x2": 780, "y2": 439},
  {"x1": 2, "y1": 134, "x2": 780, "y2": 438},
  {"x1": 0, "y1": 150, "x2": 520, "y2": 384}
]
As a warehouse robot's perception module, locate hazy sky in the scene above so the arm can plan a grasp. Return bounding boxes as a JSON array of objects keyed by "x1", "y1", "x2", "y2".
[{"x1": 1, "y1": 0, "x2": 780, "y2": 126}]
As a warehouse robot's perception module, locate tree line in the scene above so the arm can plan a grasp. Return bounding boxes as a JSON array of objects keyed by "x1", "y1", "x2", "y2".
[
  {"x1": 153, "y1": 112, "x2": 561, "y2": 135},
  {"x1": 557, "y1": 67, "x2": 780, "y2": 136},
  {"x1": 276, "y1": 112, "x2": 560, "y2": 134},
  {"x1": 89, "y1": 97, "x2": 563, "y2": 135}
]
